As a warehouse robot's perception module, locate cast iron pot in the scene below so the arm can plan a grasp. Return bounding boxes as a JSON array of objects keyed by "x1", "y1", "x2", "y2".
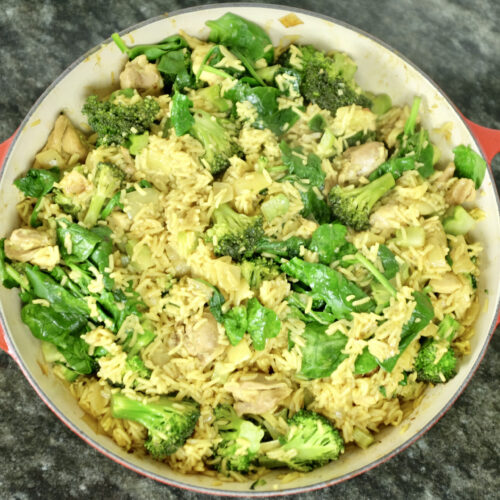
[{"x1": 0, "y1": 4, "x2": 499, "y2": 496}]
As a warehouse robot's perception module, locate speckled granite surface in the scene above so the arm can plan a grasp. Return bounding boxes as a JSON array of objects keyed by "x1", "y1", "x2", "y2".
[{"x1": 0, "y1": 1, "x2": 499, "y2": 498}]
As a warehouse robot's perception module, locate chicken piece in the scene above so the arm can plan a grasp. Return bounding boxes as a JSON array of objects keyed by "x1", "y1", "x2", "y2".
[
  {"x1": 337, "y1": 141, "x2": 387, "y2": 185},
  {"x1": 119, "y1": 54, "x2": 164, "y2": 95},
  {"x1": 446, "y1": 178, "x2": 476, "y2": 205},
  {"x1": 429, "y1": 272, "x2": 462, "y2": 294},
  {"x1": 369, "y1": 203, "x2": 400, "y2": 230},
  {"x1": 449, "y1": 235, "x2": 475, "y2": 274},
  {"x1": 4, "y1": 228, "x2": 60, "y2": 270},
  {"x1": 107, "y1": 212, "x2": 132, "y2": 237},
  {"x1": 184, "y1": 312, "x2": 219, "y2": 364},
  {"x1": 58, "y1": 169, "x2": 92, "y2": 195},
  {"x1": 226, "y1": 373, "x2": 292, "y2": 416},
  {"x1": 35, "y1": 114, "x2": 88, "y2": 168},
  {"x1": 434, "y1": 162, "x2": 455, "y2": 189}
]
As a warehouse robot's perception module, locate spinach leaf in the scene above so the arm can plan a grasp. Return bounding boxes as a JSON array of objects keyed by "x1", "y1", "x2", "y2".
[
  {"x1": 224, "y1": 84, "x2": 299, "y2": 136},
  {"x1": 287, "y1": 293, "x2": 336, "y2": 325},
  {"x1": 300, "y1": 322, "x2": 349, "y2": 379},
  {"x1": 280, "y1": 142, "x2": 325, "y2": 188},
  {"x1": 368, "y1": 156, "x2": 416, "y2": 182},
  {"x1": 353, "y1": 346, "x2": 379, "y2": 375},
  {"x1": 89, "y1": 226, "x2": 113, "y2": 274},
  {"x1": 223, "y1": 306, "x2": 248, "y2": 346},
  {"x1": 282, "y1": 258, "x2": 375, "y2": 320},
  {"x1": 344, "y1": 129, "x2": 376, "y2": 148},
  {"x1": 56, "y1": 219, "x2": 103, "y2": 263},
  {"x1": 378, "y1": 291, "x2": 434, "y2": 372},
  {"x1": 309, "y1": 223, "x2": 348, "y2": 265},
  {"x1": 308, "y1": 114, "x2": 326, "y2": 133},
  {"x1": 171, "y1": 91, "x2": 194, "y2": 136},
  {"x1": 208, "y1": 285, "x2": 225, "y2": 323},
  {"x1": 247, "y1": 297, "x2": 281, "y2": 350},
  {"x1": 21, "y1": 303, "x2": 94, "y2": 374},
  {"x1": 369, "y1": 98, "x2": 434, "y2": 181},
  {"x1": 24, "y1": 264, "x2": 90, "y2": 317},
  {"x1": 298, "y1": 186, "x2": 331, "y2": 224},
  {"x1": 101, "y1": 288, "x2": 143, "y2": 331},
  {"x1": 14, "y1": 167, "x2": 61, "y2": 227},
  {"x1": 378, "y1": 244, "x2": 399, "y2": 279},
  {"x1": 279, "y1": 142, "x2": 330, "y2": 223},
  {"x1": 206, "y1": 12, "x2": 274, "y2": 66},
  {"x1": 453, "y1": 144, "x2": 486, "y2": 189},
  {"x1": 112, "y1": 33, "x2": 187, "y2": 61},
  {"x1": 157, "y1": 49, "x2": 194, "y2": 92},
  {"x1": 245, "y1": 87, "x2": 299, "y2": 136}
]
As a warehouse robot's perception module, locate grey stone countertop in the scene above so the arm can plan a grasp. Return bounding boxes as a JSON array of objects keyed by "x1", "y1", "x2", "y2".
[{"x1": 0, "y1": 1, "x2": 499, "y2": 498}]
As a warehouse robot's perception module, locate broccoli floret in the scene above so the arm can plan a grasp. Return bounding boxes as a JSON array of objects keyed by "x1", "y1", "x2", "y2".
[
  {"x1": 83, "y1": 162, "x2": 125, "y2": 227},
  {"x1": 82, "y1": 93, "x2": 159, "y2": 147},
  {"x1": 206, "y1": 204, "x2": 264, "y2": 261},
  {"x1": 122, "y1": 321, "x2": 156, "y2": 379},
  {"x1": 189, "y1": 110, "x2": 242, "y2": 175},
  {"x1": 212, "y1": 405, "x2": 265, "y2": 473},
  {"x1": 328, "y1": 172, "x2": 395, "y2": 231},
  {"x1": 260, "y1": 410, "x2": 344, "y2": 472},
  {"x1": 52, "y1": 188, "x2": 82, "y2": 217},
  {"x1": 279, "y1": 45, "x2": 371, "y2": 114},
  {"x1": 240, "y1": 257, "x2": 280, "y2": 289},
  {"x1": 111, "y1": 392, "x2": 200, "y2": 459},
  {"x1": 415, "y1": 339, "x2": 457, "y2": 384},
  {"x1": 415, "y1": 315, "x2": 460, "y2": 384},
  {"x1": 125, "y1": 355, "x2": 151, "y2": 379}
]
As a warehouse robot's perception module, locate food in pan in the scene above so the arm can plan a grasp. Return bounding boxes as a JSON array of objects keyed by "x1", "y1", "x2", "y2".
[{"x1": 0, "y1": 12, "x2": 486, "y2": 479}]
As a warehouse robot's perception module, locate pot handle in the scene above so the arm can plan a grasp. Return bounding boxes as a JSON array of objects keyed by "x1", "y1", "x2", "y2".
[
  {"x1": 0, "y1": 134, "x2": 16, "y2": 354},
  {"x1": 463, "y1": 118, "x2": 500, "y2": 328},
  {"x1": 462, "y1": 117, "x2": 500, "y2": 167}
]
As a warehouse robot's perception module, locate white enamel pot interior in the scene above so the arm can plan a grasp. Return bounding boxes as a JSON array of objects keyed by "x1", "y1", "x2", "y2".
[{"x1": 1, "y1": 4, "x2": 499, "y2": 496}]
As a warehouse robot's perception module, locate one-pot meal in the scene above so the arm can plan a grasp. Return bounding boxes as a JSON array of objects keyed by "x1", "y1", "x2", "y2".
[{"x1": 0, "y1": 12, "x2": 487, "y2": 482}]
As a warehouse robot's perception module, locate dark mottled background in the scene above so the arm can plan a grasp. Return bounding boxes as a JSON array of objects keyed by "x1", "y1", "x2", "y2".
[{"x1": 0, "y1": 1, "x2": 499, "y2": 499}]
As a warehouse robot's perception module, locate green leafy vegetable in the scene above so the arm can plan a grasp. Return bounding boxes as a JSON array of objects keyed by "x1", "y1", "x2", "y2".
[
  {"x1": 206, "y1": 12, "x2": 274, "y2": 69},
  {"x1": 24, "y1": 264, "x2": 90, "y2": 317},
  {"x1": 171, "y1": 91, "x2": 194, "y2": 136},
  {"x1": 378, "y1": 245, "x2": 399, "y2": 279},
  {"x1": 224, "y1": 83, "x2": 300, "y2": 136},
  {"x1": 157, "y1": 48, "x2": 194, "y2": 92},
  {"x1": 369, "y1": 97, "x2": 434, "y2": 181},
  {"x1": 14, "y1": 167, "x2": 61, "y2": 227},
  {"x1": 353, "y1": 346, "x2": 379, "y2": 375},
  {"x1": 300, "y1": 322, "x2": 349, "y2": 378},
  {"x1": 378, "y1": 291, "x2": 434, "y2": 372},
  {"x1": 111, "y1": 33, "x2": 187, "y2": 61},
  {"x1": 280, "y1": 142, "x2": 325, "y2": 188},
  {"x1": 453, "y1": 145, "x2": 486, "y2": 189},
  {"x1": 309, "y1": 223, "x2": 349, "y2": 265},
  {"x1": 223, "y1": 306, "x2": 248, "y2": 346},
  {"x1": 246, "y1": 297, "x2": 281, "y2": 350},
  {"x1": 21, "y1": 303, "x2": 94, "y2": 374},
  {"x1": 56, "y1": 219, "x2": 103, "y2": 263},
  {"x1": 282, "y1": 258, "x2": 374, "y2": 320}
]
